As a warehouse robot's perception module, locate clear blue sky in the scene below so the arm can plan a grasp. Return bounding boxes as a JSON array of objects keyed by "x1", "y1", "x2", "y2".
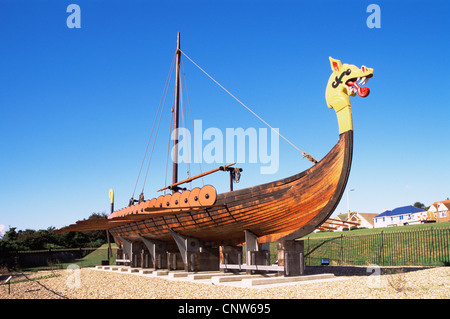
[{"x1": 0, "y1": 0, "x2": 449, "y2": 233}]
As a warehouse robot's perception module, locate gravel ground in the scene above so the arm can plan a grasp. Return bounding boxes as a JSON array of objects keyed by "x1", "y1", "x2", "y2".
[{"x1": 1, "y1": 266, "x2": 449, "y2": 299}]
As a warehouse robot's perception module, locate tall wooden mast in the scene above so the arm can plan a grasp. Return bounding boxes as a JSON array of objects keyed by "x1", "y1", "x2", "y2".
[{"x1": 172, "y1": 32, "x2": 181, "y2": 187}]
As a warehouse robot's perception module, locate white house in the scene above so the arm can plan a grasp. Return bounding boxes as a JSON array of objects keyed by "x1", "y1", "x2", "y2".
[
  {"x1": 373, "y1": 205, "x2": 425, "y2": 228},
  {"x1": 337, "y1": 212, "x2": 378, "y2": 231},
  {"x1": 349, "y1": 212, "x2": 378, "y2": 229},
  {"x1": 428, "y1": 200, "x2": 450, "y2": 223}
]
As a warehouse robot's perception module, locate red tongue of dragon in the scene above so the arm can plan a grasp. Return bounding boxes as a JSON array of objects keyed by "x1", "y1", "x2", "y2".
[{"x1": 347, "y1": 81, "x2": 370, "y2": 97}]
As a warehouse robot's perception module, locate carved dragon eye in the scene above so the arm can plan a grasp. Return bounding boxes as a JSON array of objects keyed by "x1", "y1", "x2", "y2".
[{"x1": 361, "y1": 66, "x2": 366, "y2": 73}]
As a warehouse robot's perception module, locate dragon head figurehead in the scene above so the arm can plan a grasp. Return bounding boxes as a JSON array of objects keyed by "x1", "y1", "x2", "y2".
[{"x1": 326, "y1": 57, "x2": 374, "y2": 134}]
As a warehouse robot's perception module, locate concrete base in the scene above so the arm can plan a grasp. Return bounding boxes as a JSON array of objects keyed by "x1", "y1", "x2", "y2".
[
  {"x1": 211, "y1": 273, "x2": 277, "y2": 284},
  {"x1": 128, "y1": 268, "x2": 140, "y2": 273},
  {"x1": 139, "y1": 269, "x2": 155, "y2": 275},
  {"x1": 277, "y1": 240, "x2": 305, "y2": 276},
  {"x1": 195, "y1": 247, "x2": 220, "y2": 271},
  {"x1": 167, "y1": 252, "x2": 184, "y2": 270},
  {"x1": 116, "y1": 249, "x2": 130, "y2": 266},
  {"x1": 179, "y1": 248, "x2": 221, "y2": 272},
  {"x1": 246, "y1": 250, "x2": 270, "y2": 275},
  {"x1": 187, "y1": 272, "x2": 236, "y2": 280},
  {"x1": 93, "y1": 266, "x2": 340, "y2": 288},
  {"x1": 168, "y1": 270, "x2": 220, "y2": 278},
  {"x1": 140, "y1": 252, "x2": 151, "y2": 268},
  {"x1": 153, "y1": 270, "x2": 170, "y2": 276},
  {"x1": 154, "y1": 252, "x2": 167, "y2": 269},
  {"x1": 241, "y1": 273, "x2": 334, "y2": 287},
  {"x1": 220, "y1": 245, "x2": 243, "y2": 270}
]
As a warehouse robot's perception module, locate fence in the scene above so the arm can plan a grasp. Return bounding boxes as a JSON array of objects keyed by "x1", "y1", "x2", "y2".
[
  {"x1": 304, "y1": 226, "x2": 450, "y2": 266},
  {"x1": 2, "y1": 227, "x2": 449, "y2": 270},
  {"x1": 0, "y1": 248, "x2": 98, "y2": 270}
]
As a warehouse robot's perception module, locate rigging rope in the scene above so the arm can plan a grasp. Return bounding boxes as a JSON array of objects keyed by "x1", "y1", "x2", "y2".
[
  {"x1": 187, "y1": 95, "x2": 204, "y2": 184},
  {"x1": 179, "y1": 70, "x2": 190, "y2": 180},
  {"x1": 181, "y1": 57, "x2": 204, "y2": 186},
  {"x1": 132, "y1": 52, "x2": 176, "y2": 199},
  {"x1": 180, "y1": 50, "x2": 318, "y2": 165},
  {"x1": 164, "y1": 105, "x2": 174, "y2": 192}
]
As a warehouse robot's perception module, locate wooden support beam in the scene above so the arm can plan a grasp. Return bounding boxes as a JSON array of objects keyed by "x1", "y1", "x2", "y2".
[
  {"x1": 327, "y1": 218, "x2": 360, "y2": 226},
  {"x1": 324, "y1": 222, "x2": 351, "y2": 228},
  {"x1": 158, "y1": 163, "x2": 236, "y2": 192},
  {"x1": 318, "y1": 225, "x2": 338, "y2": 230}
]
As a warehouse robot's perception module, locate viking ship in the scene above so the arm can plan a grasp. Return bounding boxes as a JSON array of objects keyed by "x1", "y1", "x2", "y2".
[{"x1": 57, "y1": 33, "x2": 373, "y2": 252}]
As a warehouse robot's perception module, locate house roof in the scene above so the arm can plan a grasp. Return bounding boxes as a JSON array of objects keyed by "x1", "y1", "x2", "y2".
[
  {"x1": 442, "y1": 201, "x2": 450, "y2": 210},
  {"x1": 375, "y1": 205, "x2": 424, "y2": 218},
  {"x1": 430, "y1": 200, "x2": 450, "y2": 210},
  {"x1": 355, "y1": 213, "x2": 378, "y2": 221},
  {"x1": 334, "y1": 212, "x2": 377, "y2": 227},
  {"x1": 336, "y1": 213, "x2": 350, "y2": 221},
  {"x1": 352, "y1": 213, "x2": 378, "y2": 227}
]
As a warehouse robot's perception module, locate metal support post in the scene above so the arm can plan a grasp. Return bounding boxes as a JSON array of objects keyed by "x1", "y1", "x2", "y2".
[
  {"x1": 169, "y1": 228, "x2": 201, "y2": 271},
  {"x1": 139, "y1": 235, "x2": 168, "y2": 269},
  {"x1": 119, "y1": 236, "x2": 132, "y2": 265},
  {"x1": 169, "y1": 228, "x2": 219, "y2": 271}
]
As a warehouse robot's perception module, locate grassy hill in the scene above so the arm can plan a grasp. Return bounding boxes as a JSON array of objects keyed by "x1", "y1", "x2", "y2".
[
  {"x1": 301, "y1": 221, "x2": 450, "y2": 239},
  {"x1": 60, "y1": 243, "x2": 118, "y2": 269},
  {"x1": 23, "y1": 244, "x2": 118, "y2": 271}
]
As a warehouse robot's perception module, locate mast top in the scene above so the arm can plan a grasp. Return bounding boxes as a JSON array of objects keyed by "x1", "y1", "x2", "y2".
[{"x1": 172, "y1": 32, "x2": 182, "y2": 187}]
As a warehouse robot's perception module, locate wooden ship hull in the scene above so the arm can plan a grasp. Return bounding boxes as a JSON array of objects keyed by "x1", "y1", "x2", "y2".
[
  {"x1": 111, "y1": 131, "x2": 351, "y2": 245},
  {"x1": 58, "y1": 130, "x2": 352, "y2": 246}
]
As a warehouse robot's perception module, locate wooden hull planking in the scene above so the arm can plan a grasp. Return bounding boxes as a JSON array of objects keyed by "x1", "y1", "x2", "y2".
[{"x1": 107, "y1": 130, "x2": 353, "y2": 245}]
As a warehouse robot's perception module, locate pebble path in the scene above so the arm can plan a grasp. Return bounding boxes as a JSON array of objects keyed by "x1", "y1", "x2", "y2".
[{"x1": 1, "y1": 266, "x2": 449, "y2": 299}]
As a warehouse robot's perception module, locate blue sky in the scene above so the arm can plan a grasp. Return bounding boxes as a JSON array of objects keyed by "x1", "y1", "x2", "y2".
[{"x1": 0, "y1": 0, "x2": 449, "y2": 233}]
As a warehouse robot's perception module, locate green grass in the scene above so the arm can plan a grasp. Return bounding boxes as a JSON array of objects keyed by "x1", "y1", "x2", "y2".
[
  {"x1": 301, "y1": 222, "x2": 450, "y2": 266},
  {"x1": 23, "y1": 244, "x2": 118, "y2": 272},
  {"x1": 60, "y1": 243, "x2": 118, "y2": 268},
  {"x1": 0, "y1": 273, "x2": 60, "y2": 285},
  {"x1": 300, "y1": 221, "x2": 450, "y2": 240}
]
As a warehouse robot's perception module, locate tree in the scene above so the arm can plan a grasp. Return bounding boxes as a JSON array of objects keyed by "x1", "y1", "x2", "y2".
[
  {"x1": 80, "y1": 212, "x2": 108, "y2": 247},
  {"x1": 0, "y1": 212, "x2": 109, "y2": 251},
  {"x1": 413, "y1": 202, "x2": 426, "y2": 210},
  {"x1": 2, "y1": 227, "x2": 18, "y2": 242}
]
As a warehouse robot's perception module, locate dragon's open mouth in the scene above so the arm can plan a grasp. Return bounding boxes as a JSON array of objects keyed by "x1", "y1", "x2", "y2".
[{"x1": 346, "y1": 74, "x2": 373, "y2": 97}]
